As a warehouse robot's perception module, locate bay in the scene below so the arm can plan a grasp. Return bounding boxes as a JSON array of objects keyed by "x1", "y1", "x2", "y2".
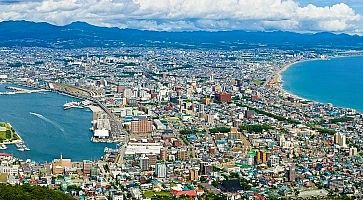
[{"x1": 282, "y1": 56, "x2": 363, "y2": 112}]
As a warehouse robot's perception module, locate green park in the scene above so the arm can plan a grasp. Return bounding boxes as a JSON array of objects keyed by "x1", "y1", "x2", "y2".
[{"x1": 0, "y1": 122, "x2": 20, "y2": 143}]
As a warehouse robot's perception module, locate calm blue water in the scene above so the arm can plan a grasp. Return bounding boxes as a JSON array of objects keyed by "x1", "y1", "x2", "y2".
[
  {"x1": 282, "y1": 56, "x2": 363, "y2": 112},
  {"x1": 0, "y1": 84, "x2": 113, "y2": 162}
]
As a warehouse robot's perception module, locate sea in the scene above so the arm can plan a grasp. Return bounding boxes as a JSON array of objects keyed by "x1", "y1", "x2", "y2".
[
  {"x1": 282, "y1": 56, "x2": 363, "y2": 112},
  {"x1": 0, "y1": 83, "x2": 113, "y2": 162}
]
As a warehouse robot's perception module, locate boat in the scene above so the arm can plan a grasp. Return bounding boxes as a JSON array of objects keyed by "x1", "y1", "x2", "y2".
[
  {"x1": 24, "y1": 147, "x2": 30, "y2": 151},
  {"x1": 0, "y1": 144, "x2": 7, "y2": 150},
  {"x1": 15, "y1": 143, "x2": 23, "y2": 148},
  {"x1": 64, "y1": 101, "x2": 83, "y2": 110},
  {"x1": 17, "y1": 148, "x2": 25, "y2": 151}
]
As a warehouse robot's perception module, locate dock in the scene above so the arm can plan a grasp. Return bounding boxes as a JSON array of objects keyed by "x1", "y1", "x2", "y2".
[{"x1": 0, "y1": 86, "x2": 48, "y2": 95}]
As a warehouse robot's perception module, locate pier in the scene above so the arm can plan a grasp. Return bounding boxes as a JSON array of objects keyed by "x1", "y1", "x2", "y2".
[{"x1": 0, "y1": 86, "x2": 48, "y2": 95}]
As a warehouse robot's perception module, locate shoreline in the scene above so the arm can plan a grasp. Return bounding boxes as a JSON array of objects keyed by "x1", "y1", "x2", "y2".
[{"x1": 276, "y1": 54, "x2": 363, "y2": 112}]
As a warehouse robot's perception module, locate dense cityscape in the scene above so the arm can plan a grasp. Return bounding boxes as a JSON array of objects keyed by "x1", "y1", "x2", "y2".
[{"x1": 0, "y1": 46, "x2": 362, "y2": 200}]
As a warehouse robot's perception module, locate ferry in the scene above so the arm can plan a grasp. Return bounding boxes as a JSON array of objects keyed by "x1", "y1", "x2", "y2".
[
  {"x1": 64, "y1": 100, "x2": 92, "y2": 110},
  {"x1": 64, "y1": 101, "x2": 83, "y2": 110}
]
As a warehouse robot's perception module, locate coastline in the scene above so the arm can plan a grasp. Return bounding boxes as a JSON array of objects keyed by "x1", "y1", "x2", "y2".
[{"x1": 276, "y1": 54, "x2": 363, "y2": 112}]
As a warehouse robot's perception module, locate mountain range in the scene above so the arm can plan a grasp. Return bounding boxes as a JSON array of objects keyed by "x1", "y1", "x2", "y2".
[{"x1": 0, "y1": 20, "x2": 362, "y2": 49}]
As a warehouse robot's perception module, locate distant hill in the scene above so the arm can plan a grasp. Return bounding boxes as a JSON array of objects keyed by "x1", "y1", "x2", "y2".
[{"x1": 0, "y1": 20, "x2": 362, "y2": 49}]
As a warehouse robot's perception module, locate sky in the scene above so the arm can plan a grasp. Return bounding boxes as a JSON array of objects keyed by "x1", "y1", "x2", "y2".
[{"x1": 0, "y1": 0, "x2": 362, "y2": 34}]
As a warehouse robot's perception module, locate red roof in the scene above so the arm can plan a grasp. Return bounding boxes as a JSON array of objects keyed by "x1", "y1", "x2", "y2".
[
  {"x1": 0, "y1": 152, "x2": 12, "y2": 157},
  {"x1": 171, "y1": 190, "x2": 197, "y2": 197},
  {"x1": 254, "y1": 193, "x2": 266, "y2": 200}
]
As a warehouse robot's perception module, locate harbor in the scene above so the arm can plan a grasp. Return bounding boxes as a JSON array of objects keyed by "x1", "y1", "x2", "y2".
[{"x1": 0, "y1": 83, "x2": 114, "y2": 162}]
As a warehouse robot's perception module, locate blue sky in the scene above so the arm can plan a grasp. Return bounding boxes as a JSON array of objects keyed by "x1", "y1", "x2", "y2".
[{"x1": 0, "y1": 0, "x2": 362, "y2": 34}]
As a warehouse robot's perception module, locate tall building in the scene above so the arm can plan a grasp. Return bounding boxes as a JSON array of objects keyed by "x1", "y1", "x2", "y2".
[
  {"x1": 202, "y1": 97, "x2": 211, "y2": 105},
  {"x1": 123, "y1": 88, "x2": 133, "y2": 98},
  {"x1": 177, "y1": 149, "x2": 188, "y2": 161},
  {"x1": 334, "y1": 133, "x2": 347, "y2": 148},
  {"x1": 255, "y1": 150, "x2": 268, "y2": 164},
  {"x1": 147, "y1": 154, "x2": 157, "y2": 166},
  {"x1": 189, "y1": 168, "x2": 199, "y2": 181},
  {"x1": 160, "y1": 148, "x2": 168, "y2": 161},
  {"x1": 140, "y1": 155, "x2": 149, "y2": 171},
  {"x1": 268, "y1": 155, "x2": 280, "y2": 167},
  {"x1": 155, "y1": 163, "x2": 167, "y2": 178},
  {"x1": 83, "y1": 160, "x2": 93, "y2": 175},
  {"x1": 200, "y1": 162, "x2": 212, "y2": 176},
  {"x1": 349, "y1": 147, "x2": 358, "y2": 157},
  {"x1": 287, "y1": 164, "x2": 296, "y2": 182}
]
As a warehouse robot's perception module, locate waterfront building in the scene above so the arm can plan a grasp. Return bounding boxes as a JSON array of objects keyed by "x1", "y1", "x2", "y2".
[
  {"x1": 52, "y1": 155, "x2": 71, "y2": 175},
  {"x1": 83, "y1": 160, "x2": 92, "y2": 175}
]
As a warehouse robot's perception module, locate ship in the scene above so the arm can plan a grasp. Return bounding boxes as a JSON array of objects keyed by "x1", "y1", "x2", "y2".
[
  {"x1": 64, "y1": 100, "x2": 92, "y2": 110},
  {"x1": 64, "y1": 101, "x2": 83, "y2": 110}
]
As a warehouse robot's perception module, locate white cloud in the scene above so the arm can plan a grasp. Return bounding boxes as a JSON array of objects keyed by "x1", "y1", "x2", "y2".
[{"x1": 0, "y1": 0, "x2": 361, "y2": 33}]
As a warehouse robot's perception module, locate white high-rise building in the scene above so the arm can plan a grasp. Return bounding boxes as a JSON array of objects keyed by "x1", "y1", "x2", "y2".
[{"x1": 155, "y1": 163, "x2": 167, "y2": 178}]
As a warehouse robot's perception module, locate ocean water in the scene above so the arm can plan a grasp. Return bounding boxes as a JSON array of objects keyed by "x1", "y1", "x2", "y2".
[
  {"x1": 282, "y1": 56, "x2": 363, "y2": 112},
  {"x1": 0, "y1": 84, "x2": 113, "y2": 162}
]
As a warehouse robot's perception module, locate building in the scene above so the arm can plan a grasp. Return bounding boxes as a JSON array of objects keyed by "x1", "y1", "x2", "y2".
[
  {"x1": 287, "y1": 164, "x2": 296, "y2": 182},
  {"x1": 255, "y1": 150, "x2": 268, "y2": 164},
  {"x1": 83, "y1": 160, "x2": 93, "y2": 175},
  {"x1": 215, "y1": 92, "x2": 232, "y2": 103},
  {"x1": 147, "y1": 153, "x2": 157, "y2": 166},
  {"x1": 140, "y1": 155, "x2": 149, "y2": 171},
  {"x1": 202, "y1": 97, "x2": 211, "y2": 105},
  {"x1": 334, "y1": 132, "x2": 347, "y2": 148},
  {"x1": 200, "y1": 162, "x2": 212, "y2": 176},
  {"x1": 52, "y1": 155, "x2": 72, "y2": 175},
  {"x1": 349, "y1": 147, "x2": 358, "y2": 156},
  {"x1": 160, "y1": 148, "x2": 168, "y2": 161},
  {"x1": 155, "y1": 163, "x2": 167, "y2": 178},
  {"x1": 189, "y1": 168, "x2": 199, "y2": 181},
  {"x1": 268, "y1": 155, "x2": 280, "y2": 167},
  {"x1": 177, "y1": 149, "x2": 188, "y2": 161},
  {"x1": 130, "y1": 119, "x2": 153, "y2": 134}
]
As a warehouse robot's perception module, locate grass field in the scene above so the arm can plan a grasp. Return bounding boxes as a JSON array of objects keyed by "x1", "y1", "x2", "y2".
[
  {"x1": 0, "y1": 122, "x2": 20, "y2": 142},
  {"x1": 0, "y1": 173, "x2": 8, "y2": 183},
  {"x1": 144, "y1": 190, "x2": 171, "y2": 198}
]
